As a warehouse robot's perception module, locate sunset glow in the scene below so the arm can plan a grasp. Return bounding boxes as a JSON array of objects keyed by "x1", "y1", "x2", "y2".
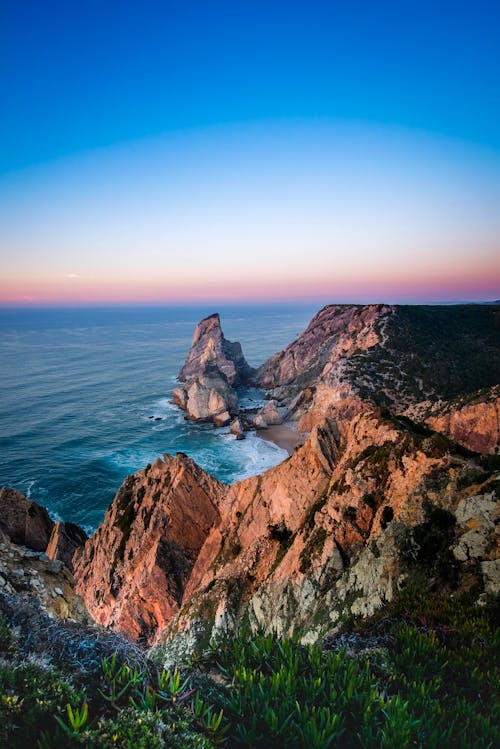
[{"x1": 1, "y1": 2, "x2": 499, "y2": 305}]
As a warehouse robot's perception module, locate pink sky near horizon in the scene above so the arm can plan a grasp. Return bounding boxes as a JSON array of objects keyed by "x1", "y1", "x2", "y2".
[
  {"x1": 1, "y1": 122, "x2": 499, "y2": 306},
  {"x1": 1, "y1": 264, "x2": 499, "y2": 306}
]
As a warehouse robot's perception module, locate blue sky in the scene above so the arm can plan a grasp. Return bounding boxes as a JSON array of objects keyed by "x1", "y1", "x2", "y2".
[{"x1": 1, "y1": 0, "x2": 499, "y2": 303}]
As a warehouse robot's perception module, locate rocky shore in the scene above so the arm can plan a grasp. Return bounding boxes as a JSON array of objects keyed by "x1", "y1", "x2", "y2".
[{"x1": 1, "y1": 303, "x2": 499, "y2": 657}]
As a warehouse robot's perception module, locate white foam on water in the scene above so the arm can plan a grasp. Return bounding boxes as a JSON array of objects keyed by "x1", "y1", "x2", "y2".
[
  {"x1": 219, "y1": 430, "x2": 288, "y2": 482},
  {"x1": 109, "y1": 448, "x2": 166, "y2": 473},
  {"x1": 21, "y1": 479, "x2": 49, "y2": 503},
  {"x1": 141, "y1": 396, "x2": 185, "y2": 423},
  {"x1": 48, "y1": 508, "x2": 64, "y2": 524}
]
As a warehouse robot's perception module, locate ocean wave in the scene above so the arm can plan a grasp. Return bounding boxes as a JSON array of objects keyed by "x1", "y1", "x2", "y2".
[
  {"x1": 141, "y1": 396, "x2": 185, "y2": 422},
  {"x1": 223, "y1": 431, "x2": 288, "y2": 481}
]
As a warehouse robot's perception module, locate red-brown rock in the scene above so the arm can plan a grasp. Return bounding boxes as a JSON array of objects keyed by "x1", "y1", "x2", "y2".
[
  {"x1": 46, "y1": 521, "x2": 88, "y2": 571},
  {"x1": 0, "y1": 486, "x2": 54, "y2": 551},
  {"x1": 424, "y1": 386, "x2": 500, "y2": 454},
  {"x1": 73, "y1": 452, "x2": 226, "y2": 643}
]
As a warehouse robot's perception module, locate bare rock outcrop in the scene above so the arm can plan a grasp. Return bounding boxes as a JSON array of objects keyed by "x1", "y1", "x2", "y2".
[
  {"x1": 230, "y1": 418, "x2": 246, "y2": 440},
  {"x1": 0, "y1": 486, "x2": 54, "y2": 551},
  {"x1": 423, "y1": 385, "x2": 500, "y2": 455},
  {"x1": 252, "y1": 399, "x2": 286, "y2": 428},
  {"x1": 46, "y1": 521, "x2": 88, "y2": 572},
  {"x1": 256, "y1": 304, "x2": 393, "y2": 429},
  {"x1": 173, "y1": 363, "x2": 237, "y2": 425},
  {"x1": 255, "y1": 303, "x2": 500, "y2": 433},
  {"x1": 73, "y1": 452, "x2": 226, "y2": 643},
  {"x1": 179, "y1": 313, "x2": 254, "y2": 386},
  {"x1": 173, "y1": 313, "x2": 254, "y2": 425},
  {"x1": 0, "y1": 528, "x2": 88, "y2": 621},
  {"x1": 152, "y1": 411, "x2": 500, "y2": 660}
]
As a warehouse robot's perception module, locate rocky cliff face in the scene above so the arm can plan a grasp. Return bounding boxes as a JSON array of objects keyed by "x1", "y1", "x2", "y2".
[
  {"x1": 0, "y1": 486, "x2": 55, "y2": 552},
  {"x1": 150, "y1": 411, "x2": 499, "y2": 660},
  {"x1": 0, "y1": 527, "x2": 88, "y2": 622},
  {"x1": 423, "y1": 385, "x2": 500, "y2": 455},
  {"x1": 178, "y1": 313, "x2": 254, "y2": 386},
  {"x1": 73, "y1": 453, "x2": 225, "y2": 643},
  {"x1": 0, "y1": 486, "x2": 88, "y2": 570},
  {"x1": 173, "y1": 313, "x2": 254, "y2": 425},
  {"x1": 0, "y1": 489, "x2": 88, "y2": 622},
  {"x1": 72, "y1": 409, "x2": 499, "y2": 651},
  {"x1": 70, "y1": 303, "x2": 500, "y2": 651},
  {"x1": 256, "y1": 304, "x2": 392, "y2": 429},
  {"x1": 255, "y1": 303, "x2": 500, "y2": 432}
]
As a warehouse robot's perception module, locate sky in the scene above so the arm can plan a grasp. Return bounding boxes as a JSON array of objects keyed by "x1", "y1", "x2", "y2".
[{"x1": 0, "y1": 0, "x2": 499, "y2": 305}]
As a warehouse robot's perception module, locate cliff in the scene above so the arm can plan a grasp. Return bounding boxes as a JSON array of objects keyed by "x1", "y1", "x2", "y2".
[
  {"x1": 72, "y1": 410, "x2": 499, "y2": 651},
  {"x1": 70, "y1": 303, "x2": 500, "y2": 651},
  {"x1": 153, "y1": 411, "x2": 499, "y2": 658},
  {"x1": 255, "y1": 303, "x2": 500, "y2": 431},
  {"x1": 0, "y1": 489, "x2": 88, "y2": 622},
  {"x1": 73, "y1": 452, "x2": 225, "y2": 643},
  {"x1": 422, "y1": 385, "x2": 500, "y2": 454}
]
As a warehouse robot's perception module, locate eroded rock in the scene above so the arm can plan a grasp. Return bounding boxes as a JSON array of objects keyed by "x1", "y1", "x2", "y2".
[
  {"x1": 73, "y1": 453, "x2": 226, "y2": 643},
  {"x1": 174, "y1": 314, "x2": 254, "y2": 425},
  {"x1": 178, "y1": 313, "x2": 254, "y2": 386},
  {"x1": 46, "y1": 521, "x2": 88, "y2": 572},
  {"x1": 0, "y1": 486, "x2": 54, "y2": 552}
]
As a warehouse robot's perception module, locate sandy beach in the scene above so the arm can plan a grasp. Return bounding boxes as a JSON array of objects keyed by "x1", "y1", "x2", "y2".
[{"x1": 256, "y1": 424, "x2": 307, "y2": 455}]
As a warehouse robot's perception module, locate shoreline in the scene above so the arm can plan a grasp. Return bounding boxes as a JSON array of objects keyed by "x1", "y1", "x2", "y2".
[{"x1": 255, "y1": 424, "x2": 307, "y2": 455}]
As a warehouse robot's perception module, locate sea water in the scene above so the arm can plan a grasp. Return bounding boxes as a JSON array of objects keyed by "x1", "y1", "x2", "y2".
[{"x1": 0, "y1": 304, "x2": 316, "y2": 532}]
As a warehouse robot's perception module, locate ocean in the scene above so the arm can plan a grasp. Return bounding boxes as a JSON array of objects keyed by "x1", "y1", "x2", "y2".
[{"x1": 0, "y1": 304, "x2": 317, "y2": 533}]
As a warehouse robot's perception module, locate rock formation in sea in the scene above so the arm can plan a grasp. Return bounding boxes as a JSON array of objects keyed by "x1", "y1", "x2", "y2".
[
  {"x1": 172, "y1": 313, "x2": 255, "y2": 426},
  {"x1": 70, "y1": 303, "x2": 499, "y2": 652}
]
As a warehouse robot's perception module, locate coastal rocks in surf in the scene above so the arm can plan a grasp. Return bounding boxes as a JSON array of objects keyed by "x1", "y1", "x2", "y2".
[
  {"x1": 173, "y1": 363, "x2": 238, "y2": 426},
  {"x1": 0, "y1": 486, "x2": 54, "y2": 552},
  {"x1": 178, "y1": 313, "x2": 254, "y2": 386},
  {"x1": 230, "y1": 417, "x2": 246, "y2": 439},
  {"x1": 73, "y1": 452, "x2": 226, "y2": 644},
  {"x1": 173, "y1": 313, "x2": 254, "y2": 426},
  {"x1": 252, "y1": 399, "x2": 286, "y2": 429}
]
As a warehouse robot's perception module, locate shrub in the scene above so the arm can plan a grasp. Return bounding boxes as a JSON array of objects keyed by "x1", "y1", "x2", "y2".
[{"x1": 200, "y1": 593, "x2": 499, "y2": 748}]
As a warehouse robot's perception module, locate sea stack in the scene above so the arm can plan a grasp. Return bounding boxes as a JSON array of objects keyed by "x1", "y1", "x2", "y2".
[{"x1": 173, "y1": 313, "x2": 255, "y2": 426}]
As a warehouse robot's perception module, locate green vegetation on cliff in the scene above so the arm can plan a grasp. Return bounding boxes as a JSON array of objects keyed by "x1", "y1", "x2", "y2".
[{"x1": 1, "y1": 590, "x2": 498, "y2": 748}]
